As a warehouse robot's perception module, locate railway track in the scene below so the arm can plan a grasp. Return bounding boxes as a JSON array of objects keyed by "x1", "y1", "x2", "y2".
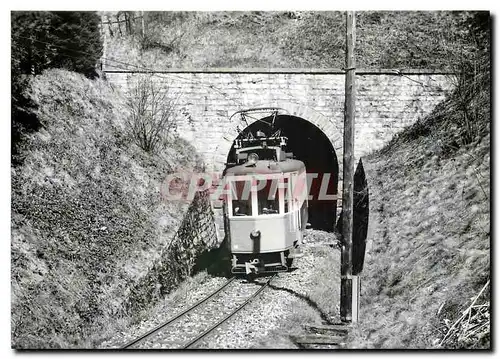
[{"x1": 121, "y1": 274, "x2": 277, "y2": 349}]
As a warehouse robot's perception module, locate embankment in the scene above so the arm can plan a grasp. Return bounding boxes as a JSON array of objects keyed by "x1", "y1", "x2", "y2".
[
  {"x1": 348, "y1": 83, "x2": 490, "y2": 349},
  {"x1": 11, "y1": 69, "x2": 220, "y2": 348}
]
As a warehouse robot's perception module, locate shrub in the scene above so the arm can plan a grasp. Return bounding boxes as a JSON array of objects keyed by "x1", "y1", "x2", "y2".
[
  {"x1": 382, "y1": 11, "x2": 490, "y2": 154},
  {"x1": 11, "y1": 11, "x2": 103, "y2": 162},
  {"x1": 126, "y1": 75, "x2": 178, "y2": 153},
  {"x1": 11, "y1": 69, "x2": 200, "y2": 348}
]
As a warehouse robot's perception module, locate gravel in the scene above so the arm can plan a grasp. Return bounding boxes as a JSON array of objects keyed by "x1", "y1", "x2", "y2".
[
  {"x1": 100, "y1": 229, "x2": 341, "y2": 349},
  {"x1": 198, "y1": 230, "x2": 341, "y2": 349},
  {"x1": 98, "y1": 274, "x2": 229, "y2": 348}
]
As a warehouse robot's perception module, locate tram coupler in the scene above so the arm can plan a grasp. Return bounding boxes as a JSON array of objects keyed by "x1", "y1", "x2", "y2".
[{"x1": 245, "y1": 258, "x2": 261, "y2": 274}]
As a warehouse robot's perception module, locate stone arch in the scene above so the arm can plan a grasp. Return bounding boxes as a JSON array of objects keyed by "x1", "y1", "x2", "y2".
[
  {"x1": 210, "y1": 101, "x2": 344, "y2": 173},
  {"x1": 219, "y1": 103, "x2": 341, "y2": 231}
]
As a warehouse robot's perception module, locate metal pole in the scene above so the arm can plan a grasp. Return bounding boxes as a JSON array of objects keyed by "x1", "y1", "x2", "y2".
[
  {"x1": 340, "y1": 11, "x2": 356, "y2": 323},
  {"x1": 141, "y1": 11, "x2": 146, "y2": 38}
]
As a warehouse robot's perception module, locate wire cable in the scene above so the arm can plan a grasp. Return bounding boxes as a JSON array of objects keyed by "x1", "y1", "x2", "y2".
[{"x1": 11, "y1": 33, "x2": 245, "y2": 106}]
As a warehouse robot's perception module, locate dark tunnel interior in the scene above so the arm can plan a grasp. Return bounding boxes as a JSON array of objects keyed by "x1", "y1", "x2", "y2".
[{"x1": 226, "y1": 115, "x2": 339, "y2": 231}]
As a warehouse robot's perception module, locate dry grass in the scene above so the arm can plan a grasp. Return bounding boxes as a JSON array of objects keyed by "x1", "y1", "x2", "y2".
[
  {"x1": 11, "y1": 69, "x2": 203, "y2": 348},
  {"x1": 438, "y1": 279, "x2": 490, "y2": 348},
  {"x1": 105, "y1": 12, "x2": 292, "y2": 70},
  {"x1": 103, "y1": 11, "x2": 478, "y2": 71},
  {"x1": 346, "y1": 80, "x2": 490, "y2": 348}
]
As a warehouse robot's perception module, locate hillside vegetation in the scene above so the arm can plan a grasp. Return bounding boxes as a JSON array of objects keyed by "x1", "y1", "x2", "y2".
[
  {"x1": 10, "y1": 10, "x2": 489, "y2": 350},
  {"x1": 347, "y1": 52, "x2": 490, "y2": 348},
  {"x1": 11, "y1": 69, "x2": 203, "y2": 348},
  {"x1": 11, "y1": 12, "x2": 103, "y2": 159},
  {"x1": 103, "y1": 11, "x2": 482, "y2": 70}
]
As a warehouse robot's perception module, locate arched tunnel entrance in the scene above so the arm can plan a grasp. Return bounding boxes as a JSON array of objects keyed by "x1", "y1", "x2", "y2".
[{"x1": 226, "y1": 114, "x2": 339, "y2": 231}]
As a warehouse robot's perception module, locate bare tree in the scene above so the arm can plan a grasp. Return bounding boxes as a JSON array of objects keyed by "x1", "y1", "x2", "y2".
[{"x1": 126, "y1": 75, "x2": 178, "y2": 153}]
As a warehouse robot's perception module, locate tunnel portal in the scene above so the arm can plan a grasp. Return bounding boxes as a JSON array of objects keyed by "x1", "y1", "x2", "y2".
[{"x1": 226, "y1": 115, "x2": 339, "y2": 231}]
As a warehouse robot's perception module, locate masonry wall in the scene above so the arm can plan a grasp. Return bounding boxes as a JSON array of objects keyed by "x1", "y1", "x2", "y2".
[
  {"x1": 124, "y1": 189, "x2": 218, "y2": 313},
  {"x1": 105, "y1": 70, "x2": 454, "y2": 175},
  {"x1": 103, "y1": 69, "x2": 455, "y2": 301}
]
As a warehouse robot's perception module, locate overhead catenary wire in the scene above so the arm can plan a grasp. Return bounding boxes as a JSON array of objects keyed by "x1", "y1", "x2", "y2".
[
  {"x1": 11, "y1": 33, "x2": 245, "y2": 107},
  {"x1": 13, "y1": 33, "x2": 295, "y2": 167}
]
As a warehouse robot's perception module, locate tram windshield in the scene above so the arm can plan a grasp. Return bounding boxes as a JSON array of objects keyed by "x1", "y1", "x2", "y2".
[
  {"x1": 257, "y1": 179, "x2": 280, "y2": 215},
  {"x1": 240, "y1": 148, "x2": 277, "y2": 161},
  {"x1": 231, "y1": 180, "x2": 252, "y2": 216}
]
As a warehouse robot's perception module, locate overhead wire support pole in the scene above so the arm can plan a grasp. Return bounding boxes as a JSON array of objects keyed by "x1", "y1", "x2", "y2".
[
  {"x1": 341, "y1": 10, "x2": 357, "y2": 323},
  {"x1": 141, "y1": 11, "x2": 146, "y2": 39}
]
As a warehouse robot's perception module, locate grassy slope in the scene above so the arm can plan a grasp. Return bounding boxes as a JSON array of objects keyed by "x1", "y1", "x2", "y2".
[
  {"x1": 348, "y1": 93, "x2": 490, "y2": 348},
  {"x1": 11, "y1": 69, "x2": 202, "y2": 348},
  {"x1": 106, "y1": 12, "x2": 293, "y2": 69},
  {"x1": 12, "y1": 11, "x2": 489, "y2": 349},
  {"x1": 104, "y1": 11, "x2": 468, "y2": 70}
]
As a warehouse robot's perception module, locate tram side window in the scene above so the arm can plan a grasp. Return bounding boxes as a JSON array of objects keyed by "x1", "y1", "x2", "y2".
[
  {"x1": 283, "y1": 178, "x2": 290, "y2": 213},
  {"x1": 232, "y1": 180, "x2": 252, "y2": 216},
  {"x1": 257, "y1": 179, "x2": 279, "y2": 215}
]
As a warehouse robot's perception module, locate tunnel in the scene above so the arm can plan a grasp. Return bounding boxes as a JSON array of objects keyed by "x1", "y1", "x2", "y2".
[{"x1": 225, "y1": 114, "x2": 339, "y2": 231}]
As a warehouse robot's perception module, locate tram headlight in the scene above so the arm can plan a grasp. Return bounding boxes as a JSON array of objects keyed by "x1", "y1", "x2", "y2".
[
  {"x1": 247, "y1": 153, "x2": 259, "y2": 165},
  {"x1": 250, "y1": 229, "x2": 261, "y2": 239}
]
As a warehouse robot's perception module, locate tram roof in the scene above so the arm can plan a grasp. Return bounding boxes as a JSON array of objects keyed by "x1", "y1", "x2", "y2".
[{"x1": 225, "y1": 159, "x2": 305, "y2": 176}]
